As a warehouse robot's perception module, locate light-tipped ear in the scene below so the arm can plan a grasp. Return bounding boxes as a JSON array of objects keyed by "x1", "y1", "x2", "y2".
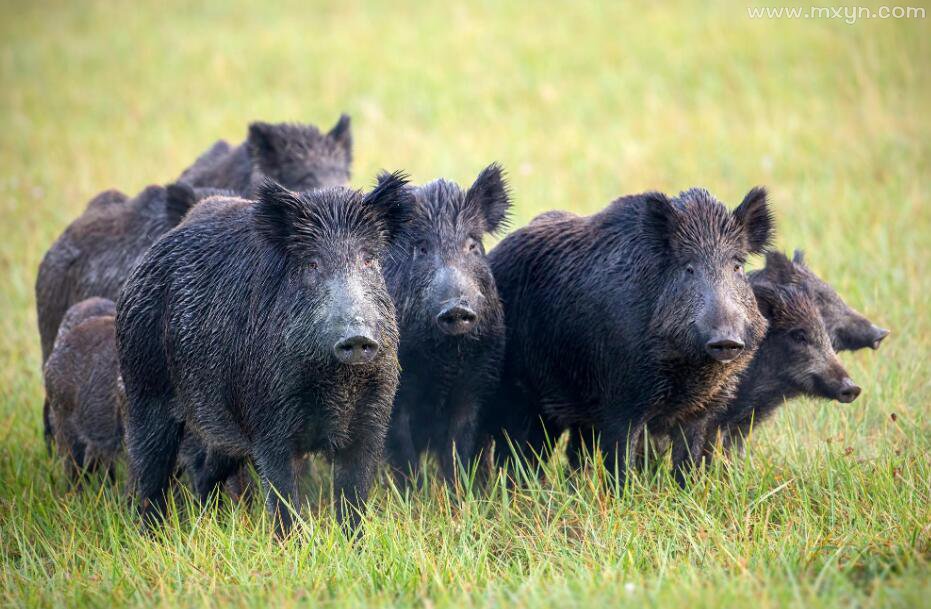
[
  {"x1": 164, "y1": 182, "x2": 198, "y2": 227},
  {"x1": 364, "y1": 170, "x2": 413, "y2": 243},
  {"x1": 642, "y1": 192, "x2": 677, "y2": 252},
  {"x1": 792, "y1": 248, "x2": 806, "y2": 265},
  {"x1": 327, "y1": 114, "x2": 352, "y2": 158},
  {"x1": 253, "y1": 179, "x2": 304, "y2": 248},
  {"x1": 464, "y1": 162, "x2": 512, "y2": 235},
  {"x1": 733, "y1": 186, "x2": 774, "y2": 254}
]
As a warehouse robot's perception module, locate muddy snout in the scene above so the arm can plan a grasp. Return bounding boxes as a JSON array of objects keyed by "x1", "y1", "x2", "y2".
[
  {"x1": 436, "y1": 302, "x2": 477, "y2": 336},
  {"x1": 704, "y1": 336, "x2": 745, "y2": 362},
  {"x1": 835, "y1": 377, "x2": 862, "y2": 403},
  {"x1": 333, "y1": 330, "x2": 380, "y2": 365}
]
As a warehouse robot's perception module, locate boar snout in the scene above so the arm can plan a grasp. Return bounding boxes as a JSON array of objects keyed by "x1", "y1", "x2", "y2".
[
  {"x1": 834, "y1": 313, "x2": 889, "y2": 352},
  {"x1": 870, "y1": 325, "x2": 890, "y2": 350},
  {"x1": 836, "y1": 378, "x2": 862, "y2": 403},
  {"x1": 436, "y1": 303, "x2": 477, "y2": 335},
  {"x1": 333, "y1": 332, "x2": 380, "y2": 365},
  {"x1": 704, "y1": 337, "x2": 745, "y2": 362},
  {"x1": 431, "y1": 266, "x2": 482, "y2": 336},
  {"x1": 816, "y1": 359, "x2": 861, "y2": 403}
]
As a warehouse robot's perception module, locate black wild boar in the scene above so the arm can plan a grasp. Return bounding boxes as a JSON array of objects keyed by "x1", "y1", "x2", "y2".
[
  {"x1": 382, "y1": 164, "x2": 510, "y2": 483},
  {"x1": 752, "y1": 250, "x2": 889, "y2": 351},
  {"x1": 707, "y1": 281, "x2": 860, "y2": 454},
  {"x1": 44, "y1": 298, "x2": 124, "y2": 480},
  {"x1": 178, "y1": 115, "x2": 353, "y2": 195},
  {"x1": 35, "y1": 183, "x2": 229, "y2": 445},
  {"x1": 116, "y1": 175, "x2": 411, "y2": 536},
  {"x1": 481, "y1": 187, "x2": 774, "y2": 481}
]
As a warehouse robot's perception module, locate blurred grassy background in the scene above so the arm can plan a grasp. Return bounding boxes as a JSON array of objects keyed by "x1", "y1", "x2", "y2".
[{"x1": 0, "y1": 1, "x2": 928, "y2": 607}]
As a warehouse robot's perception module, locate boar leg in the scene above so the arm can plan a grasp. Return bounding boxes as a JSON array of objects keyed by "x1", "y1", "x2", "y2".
[
  {"x1": 670, "y1": 419, "x2": 709, "y2": 486},
  {"x1": 438, "y1": 395, "x2": 480, "y2": 485},
  {"x1": 567, "y1": 427, "x2": 599, "y2": 470},
  {"x1": 64, "y1": 438, "x2": 87, "y2": 483},
  {"x1": 194, "y1": 449, "x2": 244, "y2": 505},
  {"x1": 125, "y1": 396, "x2": 183, "y2": 528},
  {"x1": 43, "y1": 397, "x2": 54, "y2": 455},
  {"x1": 333, "y1": 434, "x2": 382, "y2": 534},
  {"x1": 253, "y1": 447, "x2": 297, "y2": 538},
  {"x1": 720, "y1": 419, "x2": 751, "y2": 457},
  {"x1": 386, "y1": 407, "x2": 418, "y2": 485},
  {"x1": 598, "y1": 414, "x2": 648, "y2": 487}
]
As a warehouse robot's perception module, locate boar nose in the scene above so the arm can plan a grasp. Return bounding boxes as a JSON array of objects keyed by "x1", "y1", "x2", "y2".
[
  {"x1": 333, "y1": 334, "x2": 380, "y2": 365},
  {"x1": 704, "y1": 337, "x2": 745, "y2": 362},
  {"x1": 870, "y1": 326, "x2": 890, "y2": 350},
  {"x1": 436, "y1": 304, "x2": 477, "y2": 336},
  {"x1": 836, "y1": 378, "x2": 861, "y2": 403}
]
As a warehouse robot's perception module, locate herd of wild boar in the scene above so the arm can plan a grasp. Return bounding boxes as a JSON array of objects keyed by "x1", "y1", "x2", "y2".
[{"x1": 36, "y1": 115, "x2": 890, "y2": 537}]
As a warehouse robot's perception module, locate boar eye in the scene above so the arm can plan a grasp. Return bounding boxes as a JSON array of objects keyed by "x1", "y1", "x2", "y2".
[
  {"x1": 467, "y1": 238, "x2": 481, "y2": 254},
  {"x1": 685, "y1": 265, "x2": 695, "y2": 275},
  {"x1": 790, "y1": 329, "x2": 808, "y2": 344},
  {"x1": 414, "y1": 241, "x2": 429, "y2": 256},
  {"x1": 362, "y1": 254, "x2": 375, "y2": 268},
  {"x1": 308, "y1": 258, "x2": 321, "y2": 272}
]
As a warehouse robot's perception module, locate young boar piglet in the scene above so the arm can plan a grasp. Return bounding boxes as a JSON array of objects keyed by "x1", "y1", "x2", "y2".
[
  {"x1": 36, "y1": 183, "x2": 230, "y2": 446},
  {"x1": 383, "y1": 164, "x2": 510, "y2": 484},
  {"x1": 178, "y1": 115, "x2": 353, "y2": 196},
  {"x1": 481, "y1": 187, "x2": 774, "y2": 483},
  {"x1": 707, "y1": 282, "x2": 860, "y2": 454},
  {"x1": 116, "y1": 175, "x2": 412, "y2": 537},
  {"x1": 44, "y1": 297, "x2": 123, "y2": 481},
  {"x1": 752, "y1": 250, "x2": 889, "y2": 351}
]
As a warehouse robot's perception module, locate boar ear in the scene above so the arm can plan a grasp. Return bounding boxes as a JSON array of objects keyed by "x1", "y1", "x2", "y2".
[
  {"x1": 327, "y1": 114, "x2": 353, "y2": 158},
  {"x1": 733, "y1": 187, "x2": 774, "y2": 254},
  {"x1": 642, "y1": 192, "x2": 677, "y2": 251},
  {"x1": 752, "y1": 281, "x2": 783, "y2": 321},
  {"x1": 254, "y1": 179, "x2": 304, "y2": 247},
  {"x1": 164, "y1": 182, "x2": 198, "y2": 227},
  {"x1": 247, "y1": 122, "x2": 284, "y2": 166},
  {"x1": 763, "y1": 250, "x2": 796, "y2": 284},
  {"x1": 364, "y1": 170, "x2": 413, "y2": 243},
  {"x1": 465, "y1": 162, "x2": 512, "y2": 235},
  {"x1": 792, "y1": 249, "x2": 806, "y2": 266}
]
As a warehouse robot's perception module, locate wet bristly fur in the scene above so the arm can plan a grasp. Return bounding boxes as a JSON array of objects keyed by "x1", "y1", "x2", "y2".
[
  {"x1": 479, "y1": 187, "x2": 773, "y2": 482},
  {"x1": 178, "y1": 115, "x2": 353, "y2": 196},
  {"x1": 752, "y1": 250, "x2": 888, "y2": 352},
  {"x1": 707, "y1": 281, "x2": 857, "y2": 454},
  {"x1": 35, "y1": 183, "x2": 229, "y2": 446},
  {"x1": 381, "y1": 164, "x2": 511, "y2": 483},
  {"x1": 116, "y1": 175, "x2": 412, "y2": 537},
  {"x1": 44, "y1": 298, "x2": 124, "y2": 481}
]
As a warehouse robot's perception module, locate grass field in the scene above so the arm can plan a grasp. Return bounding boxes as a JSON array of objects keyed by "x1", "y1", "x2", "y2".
[{"x1": 1, "y1": 1, "x2": 929, "y2": 607}]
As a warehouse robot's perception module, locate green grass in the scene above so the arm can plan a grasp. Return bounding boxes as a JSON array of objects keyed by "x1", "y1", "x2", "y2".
[{"x1": 1, "y1": 0, "x2": 928, "y2": 607}]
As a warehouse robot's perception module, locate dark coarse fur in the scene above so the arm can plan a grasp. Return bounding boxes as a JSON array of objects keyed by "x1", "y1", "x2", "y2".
[
  {"x1": 35, "y1": 183, "x2": 231, "y2": 446},
  {"x1": 480, "y1": 187, "x2": 774, "y2": 482},
  {"x1": 116, "y1": 175, "x2": 412, "y2": 537},
  {"x1": 706, "y1": 281, "x2": 860, "y2": 454},
  {"x1": 752, "y1": 250, "x2": 889, "y2": 351},
  {"x1": 44, "y1": 298, "x2": 124, "y2": 481},
  {"x1": 178, "y1": 115, "x2": 353, "y2": 196},
  {"x1": 382, "y1": 164, "x2": 510, "y2": 483}
]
